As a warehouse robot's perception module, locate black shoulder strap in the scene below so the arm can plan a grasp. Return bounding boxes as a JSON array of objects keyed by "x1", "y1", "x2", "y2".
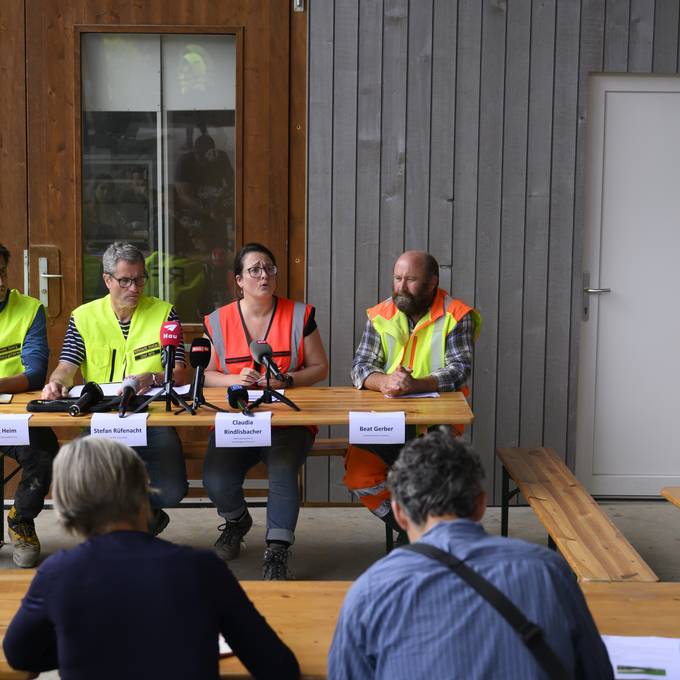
[{"x1": 402, "y1": 543, "x2": 572, "y2": 680}]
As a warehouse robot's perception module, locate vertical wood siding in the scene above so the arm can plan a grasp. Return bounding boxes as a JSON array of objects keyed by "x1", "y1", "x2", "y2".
[{"x1": 305, "y1": 0, "x2": 680, "y2": 503}]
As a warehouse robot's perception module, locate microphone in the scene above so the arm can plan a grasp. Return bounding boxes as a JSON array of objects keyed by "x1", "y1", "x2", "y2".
[
  {"x1": 69, "y1": 381, "x2": 104, "y2": 416},
  {"x1": 118, "y1": 375, "x2": 140, "y2": 417},
  {"x1": 160, "y1": 321, "x2": 182, "y2": 385},
  {"x1": 249, "y1": 340, "x2": 285, "y2": 381},
  {"x1": 189, "y1": 338, "x2": 211, "y2": 406},
  {"x1": 227, "y1": 385, "x2": 253, "y2": 417}
]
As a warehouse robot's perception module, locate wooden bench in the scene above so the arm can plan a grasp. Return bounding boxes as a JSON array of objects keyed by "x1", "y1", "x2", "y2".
[
  {"x1": 661, "y1": 486, "x2": 680, "y2": 510},
  {"x1": 496, "y1": 447, "x2": 658, "y2": 583}
]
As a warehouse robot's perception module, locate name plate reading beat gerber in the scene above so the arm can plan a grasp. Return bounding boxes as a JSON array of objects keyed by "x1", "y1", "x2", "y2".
[
  {"x1": 0, "y1": 414, "x2": 32, "y2": 446},
  {"x1": 90, "y1": 413, "x2": 149, "y2": 447},
  {"x1": 349, "y1": 411, "x2": 405, "y2": 445},
  {"x1": 215, "y1": 412, "x2": 272, "y2": 447}
]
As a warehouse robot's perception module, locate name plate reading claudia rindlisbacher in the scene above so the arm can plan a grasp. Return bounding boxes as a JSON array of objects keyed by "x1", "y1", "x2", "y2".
[
  {"x1": 90, "y1": 413, "x2": 149, "y2": 447},
  {"x1": 349, "y1": 411, "x2": 405, "y2": 445},
  {"x1": 215, "y1": 412, "x2": 272, "y2": 447},
  {"x1": 0, "y1": 414, "x2": 32, "y2": 446}
]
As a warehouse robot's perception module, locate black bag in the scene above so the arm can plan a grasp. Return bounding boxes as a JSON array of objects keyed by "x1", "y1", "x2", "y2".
[{"x1": 26, "y1": 396, "x2": 148, "y2": 414}]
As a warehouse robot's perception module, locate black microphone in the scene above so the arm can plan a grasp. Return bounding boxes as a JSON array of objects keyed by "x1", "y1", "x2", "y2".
[
  {"x1": 189, "y1": 338, "x2": 211, "y2": 406},
  {"x1": 160, "y1": 321, "x2": 182, "y2": 385},
  {"x1": 118, "y1": 376, "x2": 140, "y2": 417},
  {"x1": 69, "y1": 381, "x2": 104, "y2": 416},
  {"x1": 227, "y1": 385, "x2": 253, "y2": 417},
  {"x1": 249, "y1": 340, "x2": 285, "y2": 381}
]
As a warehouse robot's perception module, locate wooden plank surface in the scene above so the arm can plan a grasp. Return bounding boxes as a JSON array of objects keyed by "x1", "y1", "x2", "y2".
[
  {"x1": 2, "y1": 388, "x2": 473, "y2": 429},
  {"x1": 497, "y1": 447, "x2": 658, "y2": 583},
  {"x1": 0, "y1": 576, "x2": 679, "y2": 679},
  {"x1": 661, "y1": 486, "x2": 680, "y2": 510}
]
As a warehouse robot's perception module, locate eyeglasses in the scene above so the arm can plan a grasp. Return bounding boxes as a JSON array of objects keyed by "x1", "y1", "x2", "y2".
[
  {"x1": 246, "y1": 264, "x2": 278, "y2": 278},
  {"x1": 107, "y1": 274, "x2": 148, "y2": 289}
]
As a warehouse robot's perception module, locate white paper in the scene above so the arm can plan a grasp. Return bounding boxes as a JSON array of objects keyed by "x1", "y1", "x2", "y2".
[
  {"x1": 218, "y1": 634, "x2": 233, "y2": 657},
  {"x1": 90, "y1": 413, "x2": 149, "y2": 447},
  {"x1": 0, "y1": 394, "x2": 12, "y2": 404},
  {"x1": 215, "y1": 411, "x2": 272, "y2": 447},
  {"x1": 385, "y1": 391, "x2": 440, "y2": 399},
  {"x1": 0, "y1": 414, "x2": 32, "y2": 445},
  {"x1": 69, "y1": 382, "x2": 191, "y2": 397},
  {"x1": 246, "y1": 389, "x2": 285, "y2": 401},
  {"x1": 349, "y1": 411, "x2": 405, "y2": 445},
  {"x1": 602, "y1": 635, "x2": 680, "y2": 680}
]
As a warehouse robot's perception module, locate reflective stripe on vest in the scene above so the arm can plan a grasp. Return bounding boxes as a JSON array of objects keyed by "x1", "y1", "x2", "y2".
[
  {"x1": 72, "y1": 295, "x2": 172, "y2": 383},
  {"x1": 0, "y1": 290, "x2": 42, "y2": 379},
  {"x1": 204, "y1": 297, "x2": 311, "y2": 376},
  {"x1": 367, "y1": 289, "x2": 480, "y2": 379}
]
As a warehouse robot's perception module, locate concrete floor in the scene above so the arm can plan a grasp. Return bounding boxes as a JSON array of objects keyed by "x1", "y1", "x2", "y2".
[{"x1": 2, "y1": 500, "x2": 679, "y2": 581}]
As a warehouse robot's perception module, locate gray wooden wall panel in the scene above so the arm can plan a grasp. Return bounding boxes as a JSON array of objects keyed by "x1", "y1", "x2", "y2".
[{"x1": 305, "y1": 0, "x2": 680, "y2": 503}]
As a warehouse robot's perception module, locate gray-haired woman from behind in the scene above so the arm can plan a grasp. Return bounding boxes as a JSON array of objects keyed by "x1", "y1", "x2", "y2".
[{"x1": 3, "y1": 436, "x2": 300, "y2": 680}]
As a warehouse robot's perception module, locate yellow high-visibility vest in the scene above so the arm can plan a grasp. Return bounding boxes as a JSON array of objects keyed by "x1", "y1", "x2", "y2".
[
  {"x1": 72, "y1": 295, "x2": 172, "y2": 382},
  {"x1": 367, "y1": 289, "x2": 481, "y2": 379},
  {"x1": 0, "y1": 290, "x2": 42, "y2": 379}
]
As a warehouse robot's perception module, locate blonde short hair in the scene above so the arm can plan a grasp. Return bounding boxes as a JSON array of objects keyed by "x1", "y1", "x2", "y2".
[{"x1": 53, "y1": 437, "x2": 149, "y2": 536}]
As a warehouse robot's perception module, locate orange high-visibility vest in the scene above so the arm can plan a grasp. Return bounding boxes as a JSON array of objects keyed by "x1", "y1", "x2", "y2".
[{"x1": 204, "y1": 297, "x2": 312, "y2": 376}]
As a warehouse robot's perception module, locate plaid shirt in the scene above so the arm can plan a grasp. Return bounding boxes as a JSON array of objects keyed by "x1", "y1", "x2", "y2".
[{"x1": 351, "y1": 309, "x2": 475, "y2": 392}]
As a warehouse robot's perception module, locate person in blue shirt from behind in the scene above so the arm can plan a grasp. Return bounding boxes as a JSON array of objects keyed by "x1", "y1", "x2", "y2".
[
  {"x1": 0, "y1": 243, "x2": 58, "y2": 568},
  {"x1": 328, "y1": 428, "x2": 613, "y2": 680},
  {"x1": 3, "y1": 436, "x2": 300, "y2": 680}
]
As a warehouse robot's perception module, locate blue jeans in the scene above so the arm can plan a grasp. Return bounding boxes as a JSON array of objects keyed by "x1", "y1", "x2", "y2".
[
  {"x1": 203, "y1": 427, "x2": 313, "y2": 544},
  {"x1": 83, "y1": 426, "x2": 187, "y2": 509}
]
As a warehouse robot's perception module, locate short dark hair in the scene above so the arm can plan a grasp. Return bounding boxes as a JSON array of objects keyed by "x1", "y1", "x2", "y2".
[
  {"x1": 387, "y1": 428, "x2": 485, "y2": 525},
  {"x1": 234, "y1": 242, "x2": 277, "y2": 277},
  {"x1": 0, "y1": 244, "x2": 10, "y2": 264}
]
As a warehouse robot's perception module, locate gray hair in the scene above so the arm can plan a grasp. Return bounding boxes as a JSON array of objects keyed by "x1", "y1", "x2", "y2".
[
  {"x1": 386, "y1": 428, "x2": 485, "y2": 525},
  {"x1": 52, "y1": 436, "x2": 149, "y2": 536},
  {"x1": 102, "y1": 241, "x2": 145, "y2": 275}
]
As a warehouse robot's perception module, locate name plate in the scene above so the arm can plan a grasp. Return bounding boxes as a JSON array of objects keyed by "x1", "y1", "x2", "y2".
[
  {"x1": 90, "y1": 413, "x2": 149, "y2": 447},
  {"x1": 349, "y1": 411, "x2": 405, "y2": 445},
  {"x1": 0, "y1": 414, "x2": 31, "y2": 445},
  {"x1": 215, "y1": 412, "x2": 272, "y2": 447}
]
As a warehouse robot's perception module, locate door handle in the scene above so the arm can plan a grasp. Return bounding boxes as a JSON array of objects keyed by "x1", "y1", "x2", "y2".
[
  {"x1": 582, "y1": 273, "x2": 611, "y2": 321},
  {"x1": 38, "y1": 256, "x2": 63, "y2": 307}
]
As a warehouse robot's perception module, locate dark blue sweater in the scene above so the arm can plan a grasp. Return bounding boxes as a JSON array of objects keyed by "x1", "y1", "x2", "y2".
[{"x1": 3, "y1": 531, "x2": 299, "y2": 680}]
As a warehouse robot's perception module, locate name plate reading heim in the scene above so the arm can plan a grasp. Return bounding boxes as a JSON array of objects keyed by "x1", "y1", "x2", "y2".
[
  {"x1": 0, "y1": 414, "x2": 32, "y2": 446},
  {"x1": 215, "y1": 412, "x2": 272, "y2": 447},
  {"x1": 90, "y1": 413, "x2": 149, "y2": 447},
  {"x1": 349, "y1": 411, "x2": 405, "y2": 445}
]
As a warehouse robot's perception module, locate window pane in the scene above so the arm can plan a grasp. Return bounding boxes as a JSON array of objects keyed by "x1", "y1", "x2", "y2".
[{"x1": 80, "y1": 33, "x2": 236, "y2": 321}]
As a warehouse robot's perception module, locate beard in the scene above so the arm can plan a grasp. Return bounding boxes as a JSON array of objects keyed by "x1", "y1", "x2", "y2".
[{"x1": 393, "y1": 289, "x2": 432, "y2": 318}]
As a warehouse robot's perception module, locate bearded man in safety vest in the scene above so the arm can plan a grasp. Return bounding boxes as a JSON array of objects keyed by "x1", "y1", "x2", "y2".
[
  {"x1": 0, "y1": 243, "x2": 58, "y2": 568},
  {"x1": 42, "y1": 242, "x2": 189, "y2": 535},
  {"x1": 345, "y1": 250, "x2": 480, "y2": 541}
]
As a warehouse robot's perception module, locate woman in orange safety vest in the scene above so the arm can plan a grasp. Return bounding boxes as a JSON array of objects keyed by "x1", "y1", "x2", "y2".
[{"x1": 202, "y1": 243, "x2": 328, "y2": 580}]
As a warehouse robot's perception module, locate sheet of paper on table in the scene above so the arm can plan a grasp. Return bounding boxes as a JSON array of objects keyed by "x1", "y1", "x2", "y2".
[
  {"x1": 385, "y1": 392, "x2": 440, "y2": 399},
  {"x1": 69, "y1": 383, "x2": 191, "y2": 398},
  {"x1": 219, "y1": 634, "x2": 233, "y2": 657},
  {"x1": 602, "y1": 635, "x2": 680, "y2": 679},
  {"x1": 0, "y1": 394, "x2": 12, "y2": 404},
  {"x1": 247, "y1": 389, "x2": 285, "y2": 401}
]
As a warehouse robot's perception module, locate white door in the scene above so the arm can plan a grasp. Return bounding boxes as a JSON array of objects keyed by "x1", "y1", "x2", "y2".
[{"x1": 575, "y1": 74, "x2": 680, "y2": 496}]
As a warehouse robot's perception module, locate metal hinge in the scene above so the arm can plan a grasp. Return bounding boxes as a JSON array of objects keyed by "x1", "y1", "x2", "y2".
[{"x1": 293, "y1": 0, "x2": 304, "y2": 12}]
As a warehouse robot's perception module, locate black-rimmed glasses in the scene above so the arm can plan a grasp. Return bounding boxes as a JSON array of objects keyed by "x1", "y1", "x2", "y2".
[
  {"x1": 246, "y1": 265, "x2": 278, "y2": 278},
  {"x1": 106, "y1": 274, "x2": 149, "y2": 288}
]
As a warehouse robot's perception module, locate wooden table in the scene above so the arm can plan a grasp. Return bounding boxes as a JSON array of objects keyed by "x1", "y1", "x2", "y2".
[
  {"x1": 0, "y1": 576, "x2": 679, "y2": 679},
  {"x1": 661, "y1": 487, "x2": 680, "y2": 510},
  {"x1": 2, "y1": 387, "x2": 473, "y2": 432}
]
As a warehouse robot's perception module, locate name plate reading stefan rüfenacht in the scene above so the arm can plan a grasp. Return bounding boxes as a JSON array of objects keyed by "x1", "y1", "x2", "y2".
[
  {"x1": 349, "y1": 411, "x2": 405, "y2": 445},
  {"x1": 90, "y1": 413, "x2": 149, "y2": 447},
  {"x1": 0, "y1": 414, "x2": 32, "y2": 446},
  {"x1": 215, "y1": 412, "x2": 272, "y2": 447}
]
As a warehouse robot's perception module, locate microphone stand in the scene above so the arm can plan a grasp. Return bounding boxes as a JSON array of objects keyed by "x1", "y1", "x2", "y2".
[
  {"x1": 188, "y1": 368, "x2": 226, "y2": 414},
  {"x1": 248, "y1": 365, "x2": 300, "y2": 412},
  {"x1": 128, "y1": 346, "x2": 194, "y2": 416}
]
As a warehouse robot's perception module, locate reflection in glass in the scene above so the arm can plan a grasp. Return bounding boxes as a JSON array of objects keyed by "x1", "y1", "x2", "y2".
[{"x1": 80, "y1": 34, "x2": 236, "y2": 322}]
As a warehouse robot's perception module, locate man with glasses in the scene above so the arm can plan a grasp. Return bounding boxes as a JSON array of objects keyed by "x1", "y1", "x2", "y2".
[
  {"x1": 0, "y1": 244, "x2": 58, "y2": 567},
  {"x1": 43, "y1": 242, "x2": 188, "y2": 534}
]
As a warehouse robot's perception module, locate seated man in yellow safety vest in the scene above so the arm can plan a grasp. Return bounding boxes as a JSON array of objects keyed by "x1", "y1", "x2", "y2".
[
  {"x1": 42, "y1": 242, "x2": 189, "y2": 535},
  {"x1": 0, "y1": 243, "x2": 58, "y2": 568},
  {"x1": 345, "y1": 250, "x2": 480, "y2": 541}
]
